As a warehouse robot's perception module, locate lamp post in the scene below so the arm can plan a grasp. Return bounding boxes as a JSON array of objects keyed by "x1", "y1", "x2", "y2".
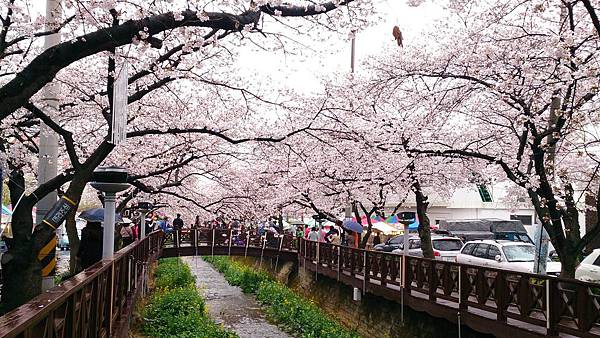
[
  {"x1": 90, "y1": 166, "x2": 129, "y2": 258},
  {"x1": 398, "y1": 212, "x2": 416, "y2": 255},
  {"x1": 136, "y1": 201, "x2": 153, "y2": 239}
]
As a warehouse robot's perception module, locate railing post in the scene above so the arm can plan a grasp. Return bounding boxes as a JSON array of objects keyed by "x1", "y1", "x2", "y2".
[
  {"x1": 108, "y1": 261, "x2": 115, "y2": 336},
  {"x1": 127, "y1": 255, "x2": 132, "y2": 293},
  {"x1": 429, "y1": 259, "x2": 437, "y2": 301},
  {"x1": 337, "y1": 246, "x2": 341, "y2": 281},
  {"x1": 363, "y1": 250, "x2": 368, "y2": 294},
  {"x1": 192, "y1": 229, "x2": 197, "y2": 248},
  {"x1": 174, "y1": 230, "x2": 180, "y2": 248},
  {"x1": 459, "y1": 265, "x2": 468, "y2": 311},
  {"x1": 495, "y1": 270, "x2": 507, "y2": 322},
  {"x1": 546, "y1": 278, "x2": 559, "y2": 337}
]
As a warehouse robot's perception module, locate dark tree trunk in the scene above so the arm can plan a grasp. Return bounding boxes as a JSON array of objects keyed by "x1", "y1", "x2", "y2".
[
  {"x1": 413, "y1": 180, "x2": 434, "y2": 259},
  {"x1": 1, "y1": 170, "x2": 41, "y2": 313},
  {"x1": 351, "y1": 202, "x2": 364, "y2": 248},
  {"x1": 65, "y1": 210, "x2": 80, "y2": 274},
  {"x1": 359, "y1": 203, "x2": 377, "y2": 249}
]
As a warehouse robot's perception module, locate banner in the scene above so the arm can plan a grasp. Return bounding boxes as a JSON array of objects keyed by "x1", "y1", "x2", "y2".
[{"x1": 110, "y1": 61, "x2": 128, "y2": 145}]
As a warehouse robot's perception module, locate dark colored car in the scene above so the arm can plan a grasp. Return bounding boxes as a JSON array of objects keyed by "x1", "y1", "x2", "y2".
[{"x1": 438, "y1": 219, "x2": 533, "y2": 244}]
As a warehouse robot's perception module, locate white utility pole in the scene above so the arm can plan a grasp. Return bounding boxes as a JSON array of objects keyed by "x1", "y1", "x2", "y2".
[
  {"x1": 350, "y1": 31, "x2": 356, "y2": 73},
  {"x1": 38, "y1": 0, "x2": 61, "y2": 292}
]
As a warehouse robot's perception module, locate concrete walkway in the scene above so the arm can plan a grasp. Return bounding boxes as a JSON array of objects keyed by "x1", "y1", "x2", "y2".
[{"x1": 183, "y1": 257, "x2": 294, "y2": 338}]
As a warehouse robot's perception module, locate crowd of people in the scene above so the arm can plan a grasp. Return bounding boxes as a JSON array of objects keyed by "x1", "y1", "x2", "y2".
[
  {"x1": 299, "y1": 221, "x2": 361, "y2": 248},
  {"x1": 75, "y1": 212, "x2": 371, "y2": 271}
]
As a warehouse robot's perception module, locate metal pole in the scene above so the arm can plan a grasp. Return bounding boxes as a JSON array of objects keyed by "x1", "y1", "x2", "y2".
[
  {"x1": 228, "y1": 228, "x2": 232, "y2": 256},
  {"x1": 140, "y1": 213, "x2": 146, "y2": 239},
  {"x1": 315, "y1": 241, "x2": 319, "y2": 280},
  {"x1": 337, "y1": 246, "x2": 341, "y2": 281},
  {"x1": 350, "y1": 31, "x2": 356, "y2": 73},
  {"x1": 103, "y1": 193, "x2": 117, "y2": 258},
  {"x1": 39, "y1": 0, "x2": 62, "y2": 292},
  {"x1": 259, "y1": 236, "x2": 265, "y2": 269},
  {"x1": 211, "y1": 228, "x2": 215, "y2": 257},
  {"x1": 401, "y1": 250, "x2": 405, "y2": 326}
]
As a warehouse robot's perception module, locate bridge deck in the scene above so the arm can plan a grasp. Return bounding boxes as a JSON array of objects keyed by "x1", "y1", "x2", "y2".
[{"x1": 0, "y1": 229, "x2": 598, "y2": 338}]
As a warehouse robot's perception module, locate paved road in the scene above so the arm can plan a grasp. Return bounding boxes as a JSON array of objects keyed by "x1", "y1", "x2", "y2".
[{"x1": 184, "y1": 257, "x2": 294, "y2": 338}]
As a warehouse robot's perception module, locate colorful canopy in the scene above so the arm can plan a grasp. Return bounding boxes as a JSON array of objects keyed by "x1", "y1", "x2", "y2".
[
  {"x1": 366, "y1": 221, "x2": 399, "y2": 235},
  {"x1": 1, "y1": 205, "x2": 12, "y2": 215}
]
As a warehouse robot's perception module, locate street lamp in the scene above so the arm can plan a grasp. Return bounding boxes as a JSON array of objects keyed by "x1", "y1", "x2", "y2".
[
  {"x1": 91, "y1": 166, "x2": 129, "y2": 258},
  {"x1": 136, "y1": 201, "x2": 153, "y2": 239},
  {"x1": 398, "y1": 211, "x2": 416, "y2": 256}
]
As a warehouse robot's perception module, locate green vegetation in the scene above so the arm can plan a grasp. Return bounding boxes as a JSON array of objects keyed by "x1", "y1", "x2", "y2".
[
  {"x1": 142, "y1": 258, "x2": 237, "y2": 338},
  {"x1": 203, "y1": 256, "x2": 360, "y2": 338}
]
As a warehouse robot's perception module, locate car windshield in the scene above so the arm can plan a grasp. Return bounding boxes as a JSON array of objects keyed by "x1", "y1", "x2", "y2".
[
  {"x1": 433, "y1": 239, "x2": 462, "y2": 251},
  {"x1": 502, "y1": 245, "x2": 535, "y2": 262}
]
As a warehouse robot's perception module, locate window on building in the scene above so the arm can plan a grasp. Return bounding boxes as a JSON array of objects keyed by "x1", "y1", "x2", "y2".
[
  {"x1": 510, "y1": 214, "x2": 533, "y2": 225},
  {"x1": 477, "y1": 185, "x2": 493, "y2": 202}
]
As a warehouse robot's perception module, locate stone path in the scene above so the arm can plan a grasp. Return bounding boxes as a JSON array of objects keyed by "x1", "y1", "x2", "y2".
[{"x1": 183, "y1": 257, "x2": 294, "y2": 338}]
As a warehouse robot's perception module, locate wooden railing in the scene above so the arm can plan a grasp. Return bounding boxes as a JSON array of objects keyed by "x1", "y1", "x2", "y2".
[
  {"x1": 3, "y1": 229, "x2": 599, "y2": 338},
  {"x1": 162, "y1": 227, "x2": 299, "y2": 255},
  {"x1": 299, "y1": 238, "x2": 600, "y2": 338},
  {"x1": 0, "y1": 231, "x2": 163, "y2": 338}
]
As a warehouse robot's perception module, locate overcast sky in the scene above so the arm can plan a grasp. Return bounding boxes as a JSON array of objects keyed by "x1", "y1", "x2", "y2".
[{"x1": 236, "y1": 1, "x2": 443, "y2": 94}]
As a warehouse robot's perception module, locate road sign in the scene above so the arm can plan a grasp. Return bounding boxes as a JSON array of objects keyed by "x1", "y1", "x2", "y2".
[{"x1": 110, "y1": 62, "x2": 128, "y2": 145}]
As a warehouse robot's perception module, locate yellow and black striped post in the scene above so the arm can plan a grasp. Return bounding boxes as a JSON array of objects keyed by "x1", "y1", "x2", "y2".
[{"x1": 37, "y1": 195, "x2": 78, "y2": 280}]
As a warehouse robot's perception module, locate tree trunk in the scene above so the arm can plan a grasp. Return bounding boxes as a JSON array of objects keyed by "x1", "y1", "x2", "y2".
[
  {"x1": 414, "y1": 180, "x2": 434, "y2": 259},
  {"x1": 65, "y1": 209, "x2": 80, "y2": 274},
  {"x1": 359, "y1": 203, "x2": 376, "y2": 249},
  {"x1": 351, "y1": 202, "x2": 363, "y2": 248},
  {"x1": 1, "y1": 170, "x2": 41, "y2": 313}
]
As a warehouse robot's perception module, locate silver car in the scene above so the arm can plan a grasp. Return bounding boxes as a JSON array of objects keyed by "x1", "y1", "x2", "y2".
[{"x1": 392, "y1": 236, "x2": 464, "y2": 261}]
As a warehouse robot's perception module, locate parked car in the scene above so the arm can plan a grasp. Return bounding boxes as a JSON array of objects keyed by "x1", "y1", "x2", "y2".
[
  {"x1": 391, "y1": 236, "x2": 464, "y2": 261},
  {"x1": 374, "y1": 235, "x2": 418, "y2": 252},
  {"x1": 575, "y1": 249, "x2": 600, "y2": 283},
  {"x1": 456, "y1": 240, "x2": 561, "y2": 276},
  {"x1": 439, "y1": 219, "x2": 533, "y2": 243}
]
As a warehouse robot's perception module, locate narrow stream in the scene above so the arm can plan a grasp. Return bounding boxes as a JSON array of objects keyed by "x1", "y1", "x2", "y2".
[{"x1": 183, "y1": 257, "x2": 293, "y2": 338}]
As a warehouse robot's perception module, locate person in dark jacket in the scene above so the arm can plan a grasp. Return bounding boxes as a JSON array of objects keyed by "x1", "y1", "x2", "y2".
[
  {"x1": 173, "y1": 214, "x2": 184, "y2": 231},
  {"x1": 373, "y1": 232, "x2": 381, "y2": 246},
  {"x1": 77, "y1": 221, "x2": 103, "y2": 270}
]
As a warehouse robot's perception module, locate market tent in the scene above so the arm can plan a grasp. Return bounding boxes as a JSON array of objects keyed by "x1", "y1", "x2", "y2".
[
  {"x1": 303, "y1": 218, "x2": 334, "y2": 228},
  {"x1": 366, "y1": 221, "x2": 399, "y2": 235}
]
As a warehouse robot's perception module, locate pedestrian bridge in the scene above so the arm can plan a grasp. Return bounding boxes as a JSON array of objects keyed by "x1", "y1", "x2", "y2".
[{"x1": 0, "y1": 228, "x2": 599, "y2": 338}]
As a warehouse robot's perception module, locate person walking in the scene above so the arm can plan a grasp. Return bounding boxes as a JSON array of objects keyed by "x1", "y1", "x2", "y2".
[
  {"x1": 120, "y1": 222, "x2": 134, "y2": 247},
  {"x1": 77, "y1": 221, "x2": 103, "y2": 270},
  {"x1": 308, "y1": 227, "x2": 319, "y2": 241}
]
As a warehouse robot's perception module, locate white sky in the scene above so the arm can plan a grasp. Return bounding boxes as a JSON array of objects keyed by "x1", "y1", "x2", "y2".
[
  {"x1": 35, "y1": 1, "x2": 442, "y2": 94},
  {"x1": 236, "y1": 1, "x2": 443, "y2": 94}
]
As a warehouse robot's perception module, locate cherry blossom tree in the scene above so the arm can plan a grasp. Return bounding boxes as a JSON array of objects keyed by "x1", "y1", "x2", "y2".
[
  {"x1": 0, "y1": 0, "x2": 370, "y2": 311},
  {"x1": 369, "y1": 0, "x2": 600, "y2": 277}
]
